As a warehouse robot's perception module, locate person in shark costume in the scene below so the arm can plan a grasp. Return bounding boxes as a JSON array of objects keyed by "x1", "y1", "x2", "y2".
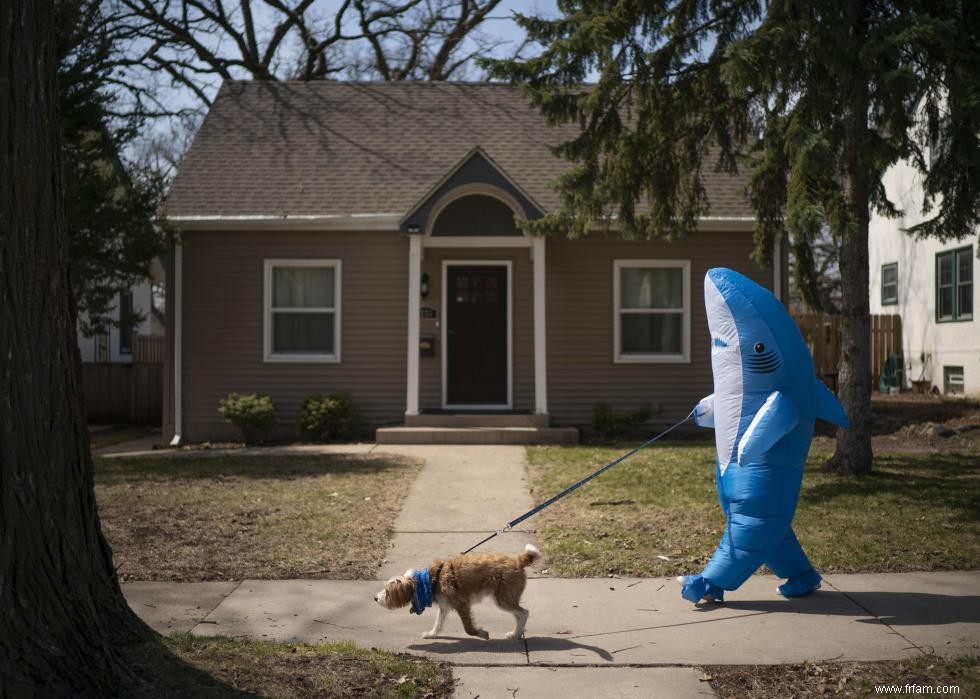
[{"x1": 678, "y1": 267, "x2": 849, "y2": 604}]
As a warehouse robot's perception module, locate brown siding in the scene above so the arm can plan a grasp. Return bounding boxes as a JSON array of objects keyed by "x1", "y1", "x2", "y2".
[
  {"x1": 419, "y1": 248, "x2": 534, "y2": 411},
  {"x1": 546, "y1": 231, "x2": 769, "y2": 428},
  {"x1": 180, "y1": 230, "x2": 408, "y2": 442}
]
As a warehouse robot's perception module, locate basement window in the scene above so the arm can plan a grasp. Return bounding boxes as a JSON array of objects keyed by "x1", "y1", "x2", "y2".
[{"x1": 944, "y1": 366, "x2": 965, "y2": 396}]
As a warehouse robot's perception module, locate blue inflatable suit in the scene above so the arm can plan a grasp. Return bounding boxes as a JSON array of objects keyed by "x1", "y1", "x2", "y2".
[{"x1": 678, "y1": 268, "x2": 849, "y2": 604}]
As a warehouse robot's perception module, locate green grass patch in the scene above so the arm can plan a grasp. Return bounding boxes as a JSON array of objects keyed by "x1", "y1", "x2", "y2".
[
  {"x1": 526, "y1": 442, "x2": 980, "y2": 577},
  {"x1": 163, "y1": 633, "x2": 453, "y2": 698},
  {"x1": 95, "y1": 454, "x2": 421, "y2": 581},
  {"x1": 704, "y1": 655, "x2": 980, "y2": 698}
]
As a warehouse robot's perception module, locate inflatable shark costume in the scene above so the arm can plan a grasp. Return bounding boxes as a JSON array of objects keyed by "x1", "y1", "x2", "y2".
[{"x1": 679, "y1": 268, "x2": 849, "y2": 604}]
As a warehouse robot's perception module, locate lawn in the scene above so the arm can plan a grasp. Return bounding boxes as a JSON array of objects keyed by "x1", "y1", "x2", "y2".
[
  {"x1": 525, "y1": 442, "x2": 980, "y2": 577},
  {"x1": 161, "y1": 633, "x2": 453, "y2": 698},
  {"x1": 89, "y1": 425, "x2": 159, "y2": 450},
  {"x1": 95, "y1": 453, "x2": 421, "y2": 581},
  {"x1": 704, "y1": 655, "x2": 980, "y2": 698}
]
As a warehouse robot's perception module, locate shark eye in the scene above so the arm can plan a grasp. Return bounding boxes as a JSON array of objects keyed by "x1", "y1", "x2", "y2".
[{"x1": 754, "y1": 342, "x2": 765, "y2": 353}]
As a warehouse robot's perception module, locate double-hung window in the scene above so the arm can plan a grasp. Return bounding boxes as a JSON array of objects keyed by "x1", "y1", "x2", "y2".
[
  {"x1": 936, "y1": 247, "x2": 973, "y2": 322},
  {"x1": 614, "y1": 260, "x2": 690, "y2": 363},
  {"x1": 881, "y1": 263, "x2": 898, "y2": 306},
  {"x1": 264, "y1": 260, "x2": 341, "y2": 362}
]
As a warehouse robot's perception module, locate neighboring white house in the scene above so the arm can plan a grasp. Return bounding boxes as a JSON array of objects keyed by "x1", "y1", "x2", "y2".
[
  {"x1": 77, "y1": 259, "x2": 165, "y2": 363},
  {"x1": 869, "y1": 152, "x2": 979, "y2": 397}
]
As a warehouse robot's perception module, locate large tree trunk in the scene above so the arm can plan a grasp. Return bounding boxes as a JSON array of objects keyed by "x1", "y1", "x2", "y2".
[
  {"x1": 826, "y1": 6, "x2": 874, "y2": 476},
  {"x1": 0, "y1": 0, "x2": 156, "y2": 693}
]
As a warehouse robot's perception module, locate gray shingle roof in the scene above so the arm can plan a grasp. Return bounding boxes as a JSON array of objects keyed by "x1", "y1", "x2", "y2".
[{"x1": 166, "y1": 81, "x2": 754, "y2": 221}]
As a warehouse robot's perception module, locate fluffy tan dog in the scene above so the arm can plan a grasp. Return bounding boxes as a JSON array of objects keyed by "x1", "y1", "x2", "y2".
[{"x1": 374, "y1": 544, "x2": 540, "y2": 640}]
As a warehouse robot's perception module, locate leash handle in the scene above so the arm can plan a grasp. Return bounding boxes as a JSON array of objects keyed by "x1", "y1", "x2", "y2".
[{"x1": 460, "y1": 409, "x2": 696, "y2": 555}]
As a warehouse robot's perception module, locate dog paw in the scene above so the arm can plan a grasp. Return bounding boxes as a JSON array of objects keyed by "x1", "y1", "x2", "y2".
[
  {"x1": 422, "y1": 631, "x2": 438, "y2": 639},
  {"x1": 476, "y1": 629, "x2": 490, "y2": 640},
  {"x1": 504, "y1": 631, "x2": 524, "y2": 640}
]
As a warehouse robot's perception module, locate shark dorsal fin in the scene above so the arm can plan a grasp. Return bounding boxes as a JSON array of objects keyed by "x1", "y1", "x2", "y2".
[{"x1": 814, "y1": 380, "x2": 849, "y2": 427}]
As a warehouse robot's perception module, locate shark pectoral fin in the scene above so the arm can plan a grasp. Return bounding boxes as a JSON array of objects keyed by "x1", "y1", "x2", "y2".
[
  {"x1": 694, "y1": 394, "x2": 715, "y2": 428},
  {"x1": 737, "y1": 391, "x2": 800, "y2": 465},
  {"x1": 814, "y1": 379, "x2": 849, "y2": 427}
]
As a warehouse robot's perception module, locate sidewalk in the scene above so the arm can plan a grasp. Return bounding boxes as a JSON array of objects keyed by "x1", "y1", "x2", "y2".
[
  {"x1": 123, "y1": 572, "x2": 980, "y2": 696},
  {"x1": 109, "y1": 442, "x2": 980, "y2": 696}
]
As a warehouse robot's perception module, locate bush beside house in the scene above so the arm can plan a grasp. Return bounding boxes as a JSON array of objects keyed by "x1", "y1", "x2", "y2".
[{"x1": 217, "y1": 393, "x2": 277, "y2": 446}]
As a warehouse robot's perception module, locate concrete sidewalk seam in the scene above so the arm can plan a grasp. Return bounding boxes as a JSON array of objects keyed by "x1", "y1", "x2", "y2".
[
  {"x1": 189, "y1": 579, "x2": 245, "y2": 636},
  {"x1": 823, "y1": 578, "x2": 930, "y2": 657}
]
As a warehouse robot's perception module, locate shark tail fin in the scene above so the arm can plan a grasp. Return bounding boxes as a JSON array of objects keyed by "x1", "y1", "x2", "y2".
[{"x1": 814, "y1": 379, "x2": 849, "y2": 427}]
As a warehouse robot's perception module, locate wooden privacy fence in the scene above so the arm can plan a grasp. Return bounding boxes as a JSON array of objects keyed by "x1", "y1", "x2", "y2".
[
  {"x1": 82, "y1": 361, "x2": 163, "y2": 425},
  {"x1": 134, "y1": 334, "x2": 165, "y2": 364},
  {"x1": 794, "y1": 313, "x2": 903, "y2": 391}
]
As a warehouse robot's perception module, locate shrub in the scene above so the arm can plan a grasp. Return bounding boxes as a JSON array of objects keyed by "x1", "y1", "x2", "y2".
[
  {"x1": 217, "y1": 393, "x2": 277, "y2": 446},
  {"x1": 591, "y1": 401, "x2": 652, "y2": 442},
  {"x1": 298, "y1": 392, "x2": 365, "y2": 442}
]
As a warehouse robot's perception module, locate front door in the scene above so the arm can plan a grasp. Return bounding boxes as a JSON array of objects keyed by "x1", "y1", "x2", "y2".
[{"x1": 445, "y1": 264, "x2": 509, "y2": 406}]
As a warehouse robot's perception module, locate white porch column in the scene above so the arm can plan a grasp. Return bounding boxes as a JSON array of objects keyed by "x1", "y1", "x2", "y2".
[
  {"x1": 532, "y1": 236, "x2": 548, "y2": 415},
  {"x1": 406, "y1": 234, "x2": 422, "y2": 416}
]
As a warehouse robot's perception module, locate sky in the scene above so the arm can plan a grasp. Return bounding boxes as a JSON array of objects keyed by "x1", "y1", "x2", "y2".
[{"x1": 128, "y1": 0, "x2": 560, "y2": 163}]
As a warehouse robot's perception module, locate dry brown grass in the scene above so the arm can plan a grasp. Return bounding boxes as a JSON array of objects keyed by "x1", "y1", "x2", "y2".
[
  {"x1": 96, "y1": 453, "x2": 421, "y2": 581},
  {"x1": 163, "y1": 633, "x2": 454, "y2": 698},
  {"x1": 703, "y1": 655, "x2": 979, "y2": 698}
]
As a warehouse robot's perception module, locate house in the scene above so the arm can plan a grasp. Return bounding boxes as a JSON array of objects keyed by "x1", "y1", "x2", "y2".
[
  {"x1": 77, "y1": 258, "x2": 167, "y2": 425},
  {"x1": 77, "y1": 258, "x2": 165, "y2": 363},
  {"x1": 869, "y1": 149, "x2": 978, "y2": 396},
  {"x1": 162, "y1": 81, "x2": 783, "y2": 443}
]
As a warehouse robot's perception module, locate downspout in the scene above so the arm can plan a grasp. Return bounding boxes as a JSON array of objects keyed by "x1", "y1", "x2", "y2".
[{"x1": 169, "y1": 241, "x2": 182, "y2": 446}]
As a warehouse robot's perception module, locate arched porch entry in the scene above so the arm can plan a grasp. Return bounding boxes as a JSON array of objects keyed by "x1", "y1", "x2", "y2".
[{"x1": 399, "y1": 149, "x2": 548, "y2": 419}]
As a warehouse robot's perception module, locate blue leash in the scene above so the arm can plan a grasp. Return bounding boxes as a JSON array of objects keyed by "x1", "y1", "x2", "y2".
[{"x1": 460, "y1": 409, "x2": 697, "y2": 555}]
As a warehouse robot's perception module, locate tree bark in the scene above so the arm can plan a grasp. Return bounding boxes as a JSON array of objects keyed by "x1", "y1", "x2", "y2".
[
  {"x1": 0, "y1": 0, "x2": 156, "y2": 693},
  {"x1": 826, "y1": 5, "x2": 874, "y2": 476}
]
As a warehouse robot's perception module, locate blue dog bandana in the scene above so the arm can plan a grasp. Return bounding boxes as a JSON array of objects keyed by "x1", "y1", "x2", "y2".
[{"x1": 410, "y1": 568, "x2": 432, "y2": 615}]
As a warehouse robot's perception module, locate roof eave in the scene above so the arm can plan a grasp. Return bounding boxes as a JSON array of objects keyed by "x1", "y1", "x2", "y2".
[
  {"x1": 165, "y1": 213, "x2": 402, "y2": 231},
  {"x1": 163, "y1": 213, "x2": 756, "y2": 233}
]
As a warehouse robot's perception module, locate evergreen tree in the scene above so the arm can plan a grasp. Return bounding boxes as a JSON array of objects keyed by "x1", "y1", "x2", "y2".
[
  {"x1": 488, "y1": 0, "x2": 980, "y2": 475},
  {"x1": 58, "y1": 0, "x2": 166, "y2": 336}
]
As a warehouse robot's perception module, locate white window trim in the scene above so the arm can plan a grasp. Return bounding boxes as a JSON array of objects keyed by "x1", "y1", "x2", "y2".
[
  {"x1": 881, "y1": 262, "x2": 899, "y2": 305},
  {"x1": 441, "y1": 260, "x2": 513, "y2": 410},
  {"x1": 263, "y1": 259, "x2": 341, "y2": 363},
  {"x1": 613, "y1": 259, "x2": 691, "y2": 364}
]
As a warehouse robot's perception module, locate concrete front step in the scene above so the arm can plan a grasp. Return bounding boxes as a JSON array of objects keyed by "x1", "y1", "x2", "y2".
[
  {"x1": 405, "y1": 412, "x2": 549, "y2": 428},
  {"x1": 376, "y1": 426, "x2": 579, "y2": 444}
]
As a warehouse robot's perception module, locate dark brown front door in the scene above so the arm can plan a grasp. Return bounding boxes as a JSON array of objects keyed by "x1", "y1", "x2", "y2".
[{"x1": 446, "y1": 264, "x2": 508, "y2": 406}]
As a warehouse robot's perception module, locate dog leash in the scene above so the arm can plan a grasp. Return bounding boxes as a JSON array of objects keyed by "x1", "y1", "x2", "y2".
[{"x1": 460, "y1": 408, "x2": 698, "y2": 555}]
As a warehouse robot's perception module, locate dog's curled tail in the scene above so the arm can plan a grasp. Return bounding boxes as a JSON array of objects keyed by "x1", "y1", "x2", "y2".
[{"x1": 517, "y1": 544, "x2": 540, "y2": 569}]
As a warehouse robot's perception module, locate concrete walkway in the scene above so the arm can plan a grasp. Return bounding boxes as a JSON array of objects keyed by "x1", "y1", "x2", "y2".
[
  {"x1": 377, "y1": 445, "x2": 538, "y2": 578},
  {"x1": 109, "y1": 442, "x2": 980, "y2": 697}
]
